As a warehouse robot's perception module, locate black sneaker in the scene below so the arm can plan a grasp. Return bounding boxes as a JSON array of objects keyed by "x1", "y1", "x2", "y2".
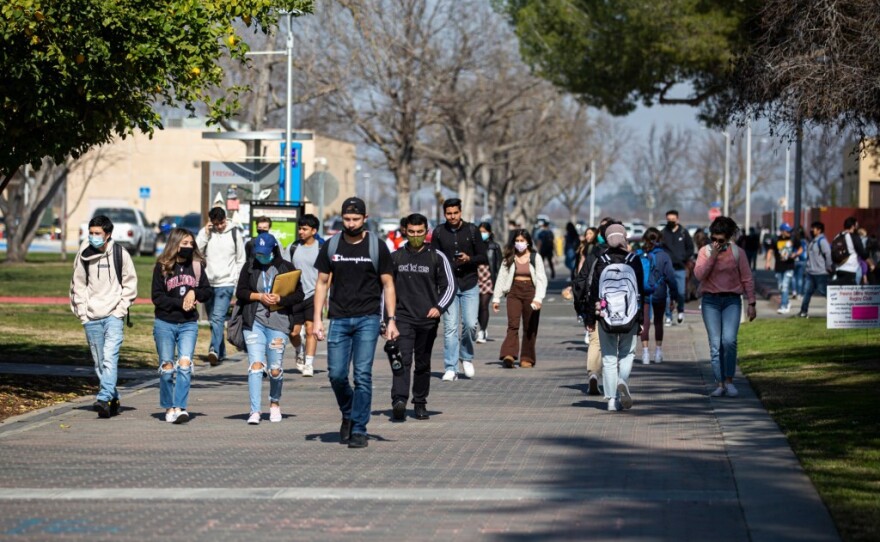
[
  {"x1": 339, "y1": 418, "x2": 353, "y2": 444},
  {"x1": 414, "y1": 404, "x2": 429, "y2": 420},
  {"x1": 588, "y1": 375, "x2": 601, "y2": 396},
  {"x1": 348, "y1": 432, "x2": 368, "y2": 448},
  {"x1": 93, "y1": 400, "x2": 111, "y2": 419},
  {"x1": 109, "y1": 398, "x2": 120, "y2": 416},
  {"x1": 392, "y1": 400, "x2": 406, "y2": 421}
]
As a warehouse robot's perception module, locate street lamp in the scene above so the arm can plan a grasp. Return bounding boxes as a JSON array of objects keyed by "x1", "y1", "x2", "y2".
[
  {"x1": 722, "y1": 130, "x2": 731, "y2": 217},
  {"x1": 315, "y1": 157, "x2": 328, "y2": 236}
]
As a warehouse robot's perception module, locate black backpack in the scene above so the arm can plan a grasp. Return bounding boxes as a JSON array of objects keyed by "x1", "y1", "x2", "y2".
[{"x1": 830, "y1": 232, "x2": 850, "y2": 265}]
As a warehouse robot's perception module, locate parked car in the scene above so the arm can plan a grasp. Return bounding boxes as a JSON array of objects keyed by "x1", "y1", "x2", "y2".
[{"x1": 81, "y1": 206, "x2": 158, "y2": 256}]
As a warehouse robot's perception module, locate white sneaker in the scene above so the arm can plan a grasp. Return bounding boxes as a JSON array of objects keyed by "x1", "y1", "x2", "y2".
[
  {"x1": 642, "y1": 348, "x2": 650, "y2": 365},
  {"x1": 461, "y1": 360, "x2": 475, "y2": 378},
  {"x1": 725, "y1": 383, "x2": 739, "y2": 397},
  {"x1": 617, "y1": 382, "x2": 633, "y2": 410},
  {"x1": 584, "y1": 330, "x2": 590, "y2": 345},
  {"x1": 777, "y1": 306, "x2": 791, "y2": 314},
  {"x1": 301, "y1": 364, "x2": 314, "y2": 377},
  {"x1": 269, "y1": 405, "x2": 282, "y2": 422},
  {"x1": 607, "y1": 398, "x2": 619, "y2": 411},
  {"x1": 247, "y1": 412, "x2": 261, "y2": 425},
  {"x1": 173, "y1": 410, "x2": 190, "y2": 424},
  {"x1": 654, "y1": 349, "x2": 663, "y2": 364},
  {"x1": 295, "y1": 352, "x2": 306, "y2": 372},
  {"x1": 677, "y1": 312, "x2": 684, "y2": 324},
  {"x1": 442, "y1": 370, "x2": 458, "y2": 382},
  {"x1": 165, "y1": 410, "x2": 178, "y2": 423},
  {"x1": 709, "y1": 386, "x2": 725, "y2": 397},
  {"x1": 664, "y1": 317, "x2": 672, "y2": 327},
  {"x1": 475, "y1": 330, "x2": 487, "y2": 344}
]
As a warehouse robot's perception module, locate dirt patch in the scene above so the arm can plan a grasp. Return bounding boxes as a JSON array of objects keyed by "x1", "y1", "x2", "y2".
[{"x1": 0, "y1": 374, "x2": 98, "y2": 422}]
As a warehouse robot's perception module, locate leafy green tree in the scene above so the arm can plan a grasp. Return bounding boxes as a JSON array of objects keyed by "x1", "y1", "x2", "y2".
[
  {"x1": 0, "y1": 0, "x2": 314, "y2": 192},
  {"x1": 495, "y1": 0, "x2": 755, "y2": 120}
]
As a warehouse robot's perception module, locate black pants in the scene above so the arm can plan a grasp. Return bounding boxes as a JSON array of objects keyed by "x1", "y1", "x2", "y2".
[
  {"x1": 832, "y1": 271, "x2": 857, "y2": 286},
  {"x1": 391, "y1": 318, "x2": 439, "y2": 405},
  {"x1": 478, "y1": 292, "x2": 492, "y2": 331}
]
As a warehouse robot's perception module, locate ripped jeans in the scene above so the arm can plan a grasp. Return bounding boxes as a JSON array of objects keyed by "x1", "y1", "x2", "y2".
[
  {"x1": 154, "y1": 319, "x2": 199, "y2": 410},
  {"x1": 245, "y1": 321, "x2": 289, "y2": 414}
]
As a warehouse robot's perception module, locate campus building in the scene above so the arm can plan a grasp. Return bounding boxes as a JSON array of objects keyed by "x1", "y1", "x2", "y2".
[{"x1": 64, "y1": 122, "x2": 356, "y2": 248}]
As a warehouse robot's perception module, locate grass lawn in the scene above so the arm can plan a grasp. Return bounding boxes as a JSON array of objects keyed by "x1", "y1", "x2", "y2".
[
  {"x1": 0, "y1": 251, "x2": 158, "y2": 298},
  {"x1": 0, "y1": 304, "x2": 212, "y2": 369},
  {"x1": 738, "y1": 318, "x2": 880, "y2": 542}
]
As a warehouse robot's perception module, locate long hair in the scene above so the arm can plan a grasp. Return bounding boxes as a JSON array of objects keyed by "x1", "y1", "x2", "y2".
[
  {"x1": 157, "y1": 228, "x2": 203, "y2": 277},
  {"x1": 642, "y1": 227, "x2": 661, "y2": 253},
  {"x1": 502, "y1": 228, "x2": 533, "y2": 267}
]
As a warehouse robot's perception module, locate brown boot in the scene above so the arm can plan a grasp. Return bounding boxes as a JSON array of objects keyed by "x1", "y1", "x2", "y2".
[
  {"x1": 502, "y1": 356, "x2": 515, "y2": 368},
  {"x1": 520, "y1": 360, "x2": 534, "y2": 368}
]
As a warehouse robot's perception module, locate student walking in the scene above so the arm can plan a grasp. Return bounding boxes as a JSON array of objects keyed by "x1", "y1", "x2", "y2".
[
  {"x1": 313, "y1": 197, "x2": 399, "y2": 449},
  {"x1": 151, "y1": 228, "x2": 212, "y2": 424},
  {"x1": 476, "y1": 221, "x2": 502, "y2": 344},
  {"x1": 661, "y1": 210, "x2": 693, "y2": 326},
  {"x1": 637, "y1": 228, "x2": 678, "y2": 365},
  {"x1": 584, "y1": 223, "x2": 643, "y2": 411},
  {"x1": 244, "y1": 216, "x2": 283, "y2": 261},
  {"x1": 799, "y1": 221, "x2": 833, "y2": 318},
  {"x1": 765, "y1": 222, "x2": 800, "y2": 313},
  {"x1": 235, "y1": 233, "x2": 305, "y2": 425},
  {"x1": 831, "y1": 217, "x2": 872, "y2": 286},
  {"x1": 493, "y1": 229, "x2": 548, "y2": 368},
  {"x1": 70, "y1": 215, "x2": 138, "y2": 418},
  {"x1": 284, "y1": 214, "x2": 324, "y2": 377},
  {"x1": 536, "y1": 221, "x2": 556, "y2": 280},
  {"x1": 389, "y1": 214, "x2": 456, "y2": 421},
  {"x1": 695, "y1": 217, "x2": 756, "y2": 398},
  {"x1": 430, "y1": 198, "x2": 488, "y2": 381},
  {"x1": 196, "y1": 207, "x2": 246, "y2": 366},
  {"x1": 564, "y1": 222, "x2": 580, "y2": 281}
]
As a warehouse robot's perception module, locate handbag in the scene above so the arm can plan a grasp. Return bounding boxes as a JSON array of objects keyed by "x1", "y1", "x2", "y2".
[{"x1": 227, "y1": 303, "x2": 246, "y2": 351}]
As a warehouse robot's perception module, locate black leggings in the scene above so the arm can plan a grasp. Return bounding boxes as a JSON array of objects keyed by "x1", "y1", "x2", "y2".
[
  {"x1": 640, "y1": 300, "x2": 667, "y2": 343},
  {"x1": 479, "y1": 292, "x2": 492, "y2": 330}
]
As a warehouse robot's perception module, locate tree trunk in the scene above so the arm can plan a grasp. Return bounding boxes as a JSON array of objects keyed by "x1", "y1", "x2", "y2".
[{"x1": 396, "y1": 163, "x2": 411, "y2": 217}]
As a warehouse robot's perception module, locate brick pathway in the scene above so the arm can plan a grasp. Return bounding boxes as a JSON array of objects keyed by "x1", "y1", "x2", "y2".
[{"x1": 0, "y1": 295, "x2": 838, "y2": 541}]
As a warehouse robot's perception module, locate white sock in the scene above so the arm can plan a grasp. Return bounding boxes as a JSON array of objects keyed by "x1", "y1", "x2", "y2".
[
  {"x1": 305, "y1": 355, "x2": 314, "y2": 366},
  {"x1": 655, "y1": 347, "x2": 662, "y2": 356}
]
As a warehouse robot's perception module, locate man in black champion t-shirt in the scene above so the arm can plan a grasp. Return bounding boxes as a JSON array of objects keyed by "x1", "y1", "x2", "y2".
[{"x1": 313, "y1": 197, "x2": 399, "y2": 449}]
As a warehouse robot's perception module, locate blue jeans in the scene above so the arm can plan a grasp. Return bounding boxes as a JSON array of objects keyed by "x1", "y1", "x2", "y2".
[
  {"x1": 775, "y1": 270, "x2": 794, "y2": 308},
  {"x1": 245, "y1": 321, "x2": 289, "y2": 414},
  {"x1": 598, "y1": 327, "x2": 637, "y2": 400},
  {"x1": 205, "y1": 286, "x2": 234, "y2": 359},
  {"x1": 701, "y1": 294, "x2": 741, "y2": 384},
  {"x1": 793, "y1": 260, "x2": 806, "y2": 295},
  {"x1": 799, "y1": 274, "x2": 828, "y2": 314},
  {"x1": 665, "y1": 269, "x2": 686, "y2": 320},
  {"x1": 326, "y1": 315, "x2": 381, "y2": 435},
  {"x1": 442, "y1": 284, "x2": 479, "y2": 372},
  {"x1": 83, "y1": 316, "x2": 124, "y2": 402},
  {"x1": 153, "y1": 319, "x2": 198, "y2": 409}
]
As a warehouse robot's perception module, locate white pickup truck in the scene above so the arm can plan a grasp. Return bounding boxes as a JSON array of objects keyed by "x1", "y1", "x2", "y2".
[{"x1": 80, "y1": 206, "x2": 158, "y2": 256}]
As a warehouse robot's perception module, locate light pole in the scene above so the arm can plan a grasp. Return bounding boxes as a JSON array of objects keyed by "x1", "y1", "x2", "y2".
[
  {"x1": 315, "y1": 157, "x2": 328, "y2": 236},
  {"x1": 589, "y1": 160, "x2": 596, "y2": 227},
  {"x1": 722, "y1": 130, "x2": 731, "y2": 217},
  {"x1": 745, "y1": 120, "x2": 752, "y2": 231}
]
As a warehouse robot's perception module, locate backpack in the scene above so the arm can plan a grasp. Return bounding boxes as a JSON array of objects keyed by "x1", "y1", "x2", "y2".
[
  {"x1": 80, "y1": 243, "x2": 132, "y2": 328},
  {"x1": 830, "y1": 232, "x2": 850, "y2": 265},
  {"x1": 226, "y1": 303, "x2": 246, "y2": 351},
  {"x1": 572, "y1": 249, "x2": 601, "y2": 316},
  {"x1": 639, "y1": 249, "x2": 664, "y2": 297},
  {"x1": 326, "y1": 231, "x2": 380, "y2": 273},
  {"x1": 287, "y1": 238, "x2": 325, "y2": 263},
  {"x1": 597, "y1": 252, "x2": 640, "y2": 334}
]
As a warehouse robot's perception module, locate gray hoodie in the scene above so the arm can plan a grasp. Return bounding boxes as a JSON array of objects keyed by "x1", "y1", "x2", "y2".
[
  {"x1": 806, "y1": 234, "x2": 833, "y2": 276},
  {"x1": 69, "y1": 239, "x2": 138, "y2": 323}
]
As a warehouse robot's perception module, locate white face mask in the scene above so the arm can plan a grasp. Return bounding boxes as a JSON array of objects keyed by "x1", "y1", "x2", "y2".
[{"x1": 514, "y1": 241, "x2": 528, "y2": 253}]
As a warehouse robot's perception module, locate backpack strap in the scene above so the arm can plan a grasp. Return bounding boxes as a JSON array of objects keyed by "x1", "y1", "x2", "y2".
[
  {"x1": 192, "y1": 260, "x2": 202, "y2": 285},
  {"x1": 113, "y1": 243, "x2": 124, "y2": 286},
  {"x1": 530, "y1": 251, "x2": 537, "y2": 267},
  {"x1": 231, "y1": 227, "x2": 239, "y2": 253}
]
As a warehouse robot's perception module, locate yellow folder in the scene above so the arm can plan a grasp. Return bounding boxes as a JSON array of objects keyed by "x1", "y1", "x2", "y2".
[{"x1": 269, "y1": 270, "x2": 301, "y2": 311}]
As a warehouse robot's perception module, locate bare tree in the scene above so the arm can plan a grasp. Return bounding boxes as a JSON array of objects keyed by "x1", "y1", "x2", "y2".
[
  {"x1": 803, "y1": 127, "x2": 855, "y2": 207},
  {"x1": 1, "y1": 161, "x2": 67, "y2": 264},
  {"x1": 628, "y1": 126, "x2": 692, "y2": 217}
]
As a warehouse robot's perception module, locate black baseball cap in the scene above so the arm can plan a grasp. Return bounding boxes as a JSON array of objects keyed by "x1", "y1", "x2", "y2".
[{"x1": 341, "y1": 197, "x2": 366, "y2": 216}]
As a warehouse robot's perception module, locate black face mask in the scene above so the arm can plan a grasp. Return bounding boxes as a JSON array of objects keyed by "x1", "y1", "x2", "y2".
[
  {"x1": 178, "y1": 247, "x2": 194, "y2": 260},
  {"x1": 344, "y1": 225, "x2": 365, "y2": 237}
]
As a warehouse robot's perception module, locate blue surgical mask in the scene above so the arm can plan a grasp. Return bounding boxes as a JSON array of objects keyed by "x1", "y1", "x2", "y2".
[
  {"x1": 598, "y1": 234, "x2": 605, "y2": 245},
  {"x1": 88, "y1": 235, "x2": 106, "y2": 248},
  {"x1": 481, "y1": 232, "x2": 490, "y2": 241},
  {"x1": 255, "y1": 253, "x2": 273, "y2": 265}
]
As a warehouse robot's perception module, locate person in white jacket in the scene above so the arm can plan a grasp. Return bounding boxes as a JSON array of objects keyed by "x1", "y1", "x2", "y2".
[
  {"x1": 196, "y1": 207, "x2": 246, "y2": 365},
  {"x1": 69, "y1": 215, "x2": 138, "y2": 418},
  {"x1": 492, "y1": 229, "x2": 548, "y2": 368}
]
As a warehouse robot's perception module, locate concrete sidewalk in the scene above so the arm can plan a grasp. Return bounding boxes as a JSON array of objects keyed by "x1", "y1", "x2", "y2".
[{"x1": 0, "y1": 295, "x2": 839, "y2": 541}]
